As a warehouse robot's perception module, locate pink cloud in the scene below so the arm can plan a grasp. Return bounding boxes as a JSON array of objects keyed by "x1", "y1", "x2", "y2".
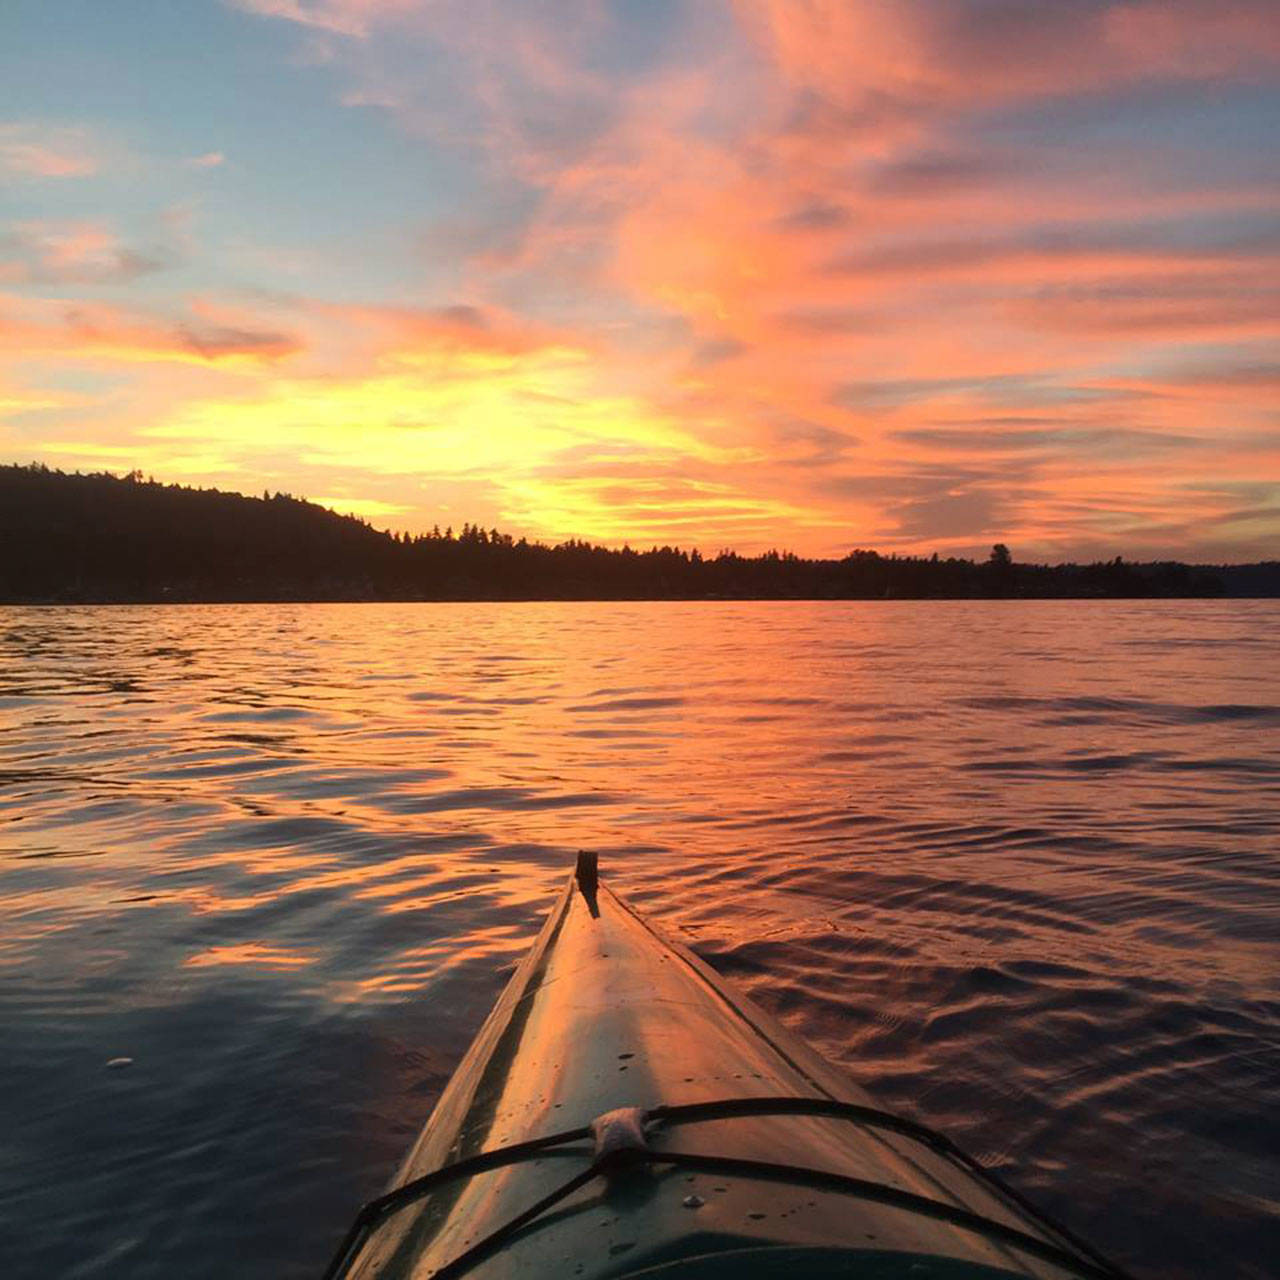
[
  {"x1": 0, "y1": 123, "x2": 98, "y2": 179},
  {"x1": 1103, "y1": 0, "x2": 1280, "y2": 79},
  {"x1": 0, "y1": 221, "x2": 165, "y2": 285},
  {"x1": 736, "y1": 0, "x2": 1280, "y2": 113}
]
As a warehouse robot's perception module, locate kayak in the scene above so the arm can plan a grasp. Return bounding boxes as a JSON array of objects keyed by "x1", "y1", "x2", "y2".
[{"x1": 325, "y1": 854, "x2": 1132, "y2": 1280}]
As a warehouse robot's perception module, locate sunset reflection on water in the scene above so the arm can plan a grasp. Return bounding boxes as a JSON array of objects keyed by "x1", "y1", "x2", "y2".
[{"x1": 1, "y1": 600, "x2": 1278, "y2": 1279}]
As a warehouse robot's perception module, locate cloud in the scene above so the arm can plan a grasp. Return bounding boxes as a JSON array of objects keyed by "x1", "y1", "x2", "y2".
[
  {"x1": 817, "y1": 462, "x2": 1031, "y2": 542},
  {"x1": 765, "y1": 417, "x2": 860, "y2": 468},
  {"x1": 891, "y1": 424, "x2": 1207, "y2": 456},
  {"x1": 0, "y1": 293, "x2": 303, "y2": 366},
  {"x1": 736, "y1": 0, "x2": 1280, "y2": 115},
  {"x1": 185, "y1": 151, "x2": 226, "y2": 168},
  {"x1": 773, "y1": 201, "x2": 853, "y2": 232},
  {"x1": 891, "y1": 486, "x2": 1011, "y2": 541},
  {"x1": 826, "y1": 213, "x2": 1280, "y2": 283},
  {"x1": 835, "y1": 375, "x2": 1108, "y2": 413},
  {"x1": 285, "y1": 297, "x2": 590, "y2": 377},
  {"x1": 0, "y1": 222, "x2": 167, "y2": 285},
  {"x1": 0, "y1": 123, "x2": 99, "y2": 179},
  {"x1": 170, "y1": 319, "x2": 300, "y2": 361},
  {"x1": 688, "y1": 336, "x2": 749, "y2": 368},
  {"x1": 774, "y1": 307, "x2": 878, "y2": 335},
  {"x1": 1007, "y1": 271, "x2": 1280, "y2": 340},
  {"x1": 1154, "y1": 357, "x2": 1280, "y2": 392},
  {"x1": 227, "y1": 0, "x2": 407, "y2": 39}
]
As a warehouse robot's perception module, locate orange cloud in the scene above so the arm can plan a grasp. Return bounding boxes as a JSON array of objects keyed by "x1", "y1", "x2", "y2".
[
  {"x1": 0, "y1": 293, "x2": 303, "y2": 366},
  {"x1": 303, "y1": 299, "x2": 582, "y2": 369},
  {"x1": 1005, "y1": 270, "x2": 1280, "y2": 341}
]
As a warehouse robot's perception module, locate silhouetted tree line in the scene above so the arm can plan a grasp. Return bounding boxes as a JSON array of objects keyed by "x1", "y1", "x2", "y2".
[{"x1": 2, "y1": 464, "x2": 1273, "y2": 603}]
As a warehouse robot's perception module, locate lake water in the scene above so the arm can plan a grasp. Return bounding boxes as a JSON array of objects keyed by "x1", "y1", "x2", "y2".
[{"x1": 1, "y1": 601, "x2": 1277, "y2": 1279}]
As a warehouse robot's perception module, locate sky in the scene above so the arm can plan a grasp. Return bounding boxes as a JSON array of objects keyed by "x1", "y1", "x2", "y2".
[{"x1": 2, "y1": 0, "x2": 1278, "y2": 561}]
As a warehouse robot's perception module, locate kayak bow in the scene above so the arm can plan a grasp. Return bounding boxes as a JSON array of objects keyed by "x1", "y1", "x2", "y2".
[{"x1": 327, "y1": 854, "x2": 1132, "y2": 1280}]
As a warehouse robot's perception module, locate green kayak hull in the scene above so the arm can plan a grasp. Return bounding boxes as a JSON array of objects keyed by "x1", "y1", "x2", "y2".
[{"x1": 340, "y1": 862, "x2": 1122, "y2": 1280}]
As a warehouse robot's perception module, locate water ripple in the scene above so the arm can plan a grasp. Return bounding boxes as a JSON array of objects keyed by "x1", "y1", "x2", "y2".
[{"x1": 0, "y1": 599, "x2": 1277, "y2": 1279}]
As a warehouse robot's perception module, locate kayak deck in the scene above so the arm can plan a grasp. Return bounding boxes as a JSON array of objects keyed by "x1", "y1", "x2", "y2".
[{"x1": 338, "y1": 860, "x2": 1128, "y2": 1280}]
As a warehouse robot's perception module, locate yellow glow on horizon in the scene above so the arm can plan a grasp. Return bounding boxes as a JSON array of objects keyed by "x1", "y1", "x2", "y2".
[
  {"x1": 496, "y1": 474, "x2": 827, "y2": 546},
  {"x1": 144, "y1": 364, "x2": 725, "y2": 467},
  {"x1": 124, "y1": 342, "x2": 769, "y2": 542},
  {"x1": 313, "y1": 495, "x2": 411, "y2": 519}
]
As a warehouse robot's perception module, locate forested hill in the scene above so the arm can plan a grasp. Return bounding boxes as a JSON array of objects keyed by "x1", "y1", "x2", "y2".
[{"x1": 2, "y1": 464, "x2": 1274, "y2": 602}]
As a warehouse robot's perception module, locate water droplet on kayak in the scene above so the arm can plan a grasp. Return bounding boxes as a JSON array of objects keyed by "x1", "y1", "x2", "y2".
[
  {"x1": 682, "y1": 1194, "x2": 704, "y2": 1209},
  {"x1": 617, "y1": 1052, "x2": 634, "y2": 1060},
  {"x1": 106, "y1": 1057, "x2": 133, "y2": 1069}
]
